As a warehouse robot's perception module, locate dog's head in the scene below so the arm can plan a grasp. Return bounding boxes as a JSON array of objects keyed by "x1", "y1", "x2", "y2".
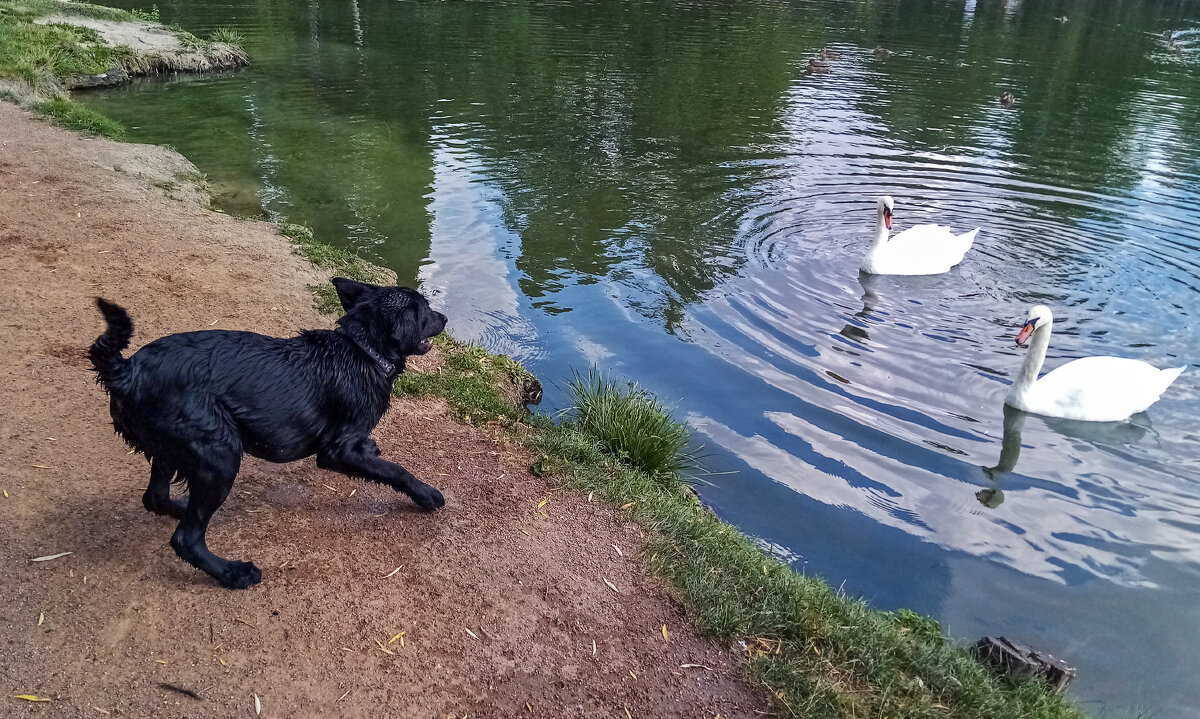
[{"x1": 332, "y1": 278, "x2": 447, "y2": 358}]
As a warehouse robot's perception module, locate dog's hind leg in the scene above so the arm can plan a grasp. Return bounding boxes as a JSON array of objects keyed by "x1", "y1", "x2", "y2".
[
  {"x1": 318, "y1": 437, "x2": 445, "y2": 511},
  {"x1": 142, "y1": 459, "x2": 186, "y2": 519},
  {"x1": 169, "y1": 453, "x2": 261, "y2": 589}
]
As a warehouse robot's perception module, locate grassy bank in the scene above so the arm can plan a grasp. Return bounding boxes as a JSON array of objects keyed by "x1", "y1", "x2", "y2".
[
  {"x1": 279, "y1": 226, "x2": 1085, "y2": 719},
  {"x1": 0, "y1": 0, "x2": 246, "y2": 137}
]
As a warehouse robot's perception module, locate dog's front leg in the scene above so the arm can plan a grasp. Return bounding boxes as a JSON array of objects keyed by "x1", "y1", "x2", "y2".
[{"x1": 318, "y1": 438, "x2": 445, "y2": 510}]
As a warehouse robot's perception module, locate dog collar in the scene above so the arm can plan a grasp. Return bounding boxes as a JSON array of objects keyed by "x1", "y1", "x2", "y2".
[{"x1": 342, "y1": 332, "x2": 396, "y2": 377}]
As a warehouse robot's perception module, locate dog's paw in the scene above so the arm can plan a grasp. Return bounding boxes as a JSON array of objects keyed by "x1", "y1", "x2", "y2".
[
  {"x1": 412, "y1": 486, "x2": 445, "y2": 511},
  {"x1": 221, "y1": 561, "x2": 263, "y2": 589}
]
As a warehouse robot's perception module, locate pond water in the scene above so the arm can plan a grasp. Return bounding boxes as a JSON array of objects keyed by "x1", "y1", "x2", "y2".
[{"x1": 79, "y1": 0, "x2": 1200, "y2": 714}]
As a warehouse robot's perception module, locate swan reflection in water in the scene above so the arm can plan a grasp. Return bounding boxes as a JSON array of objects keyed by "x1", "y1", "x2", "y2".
[
  {"x1": 838, "y1": 272, "x2": 882, "y2": 343},
  {"x1": 978, "y1": 404, "x2": 1153, "y2": 508}
]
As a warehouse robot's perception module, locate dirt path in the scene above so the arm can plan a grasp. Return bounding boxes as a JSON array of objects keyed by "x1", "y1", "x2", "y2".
[{"x1": 0, "y1": 103, "x2": 766, "y2": 718}]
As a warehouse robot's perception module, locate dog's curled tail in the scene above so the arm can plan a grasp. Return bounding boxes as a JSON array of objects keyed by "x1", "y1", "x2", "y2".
[{"x1": 89, "y1": 298, "x2": 134, "y2": 392}]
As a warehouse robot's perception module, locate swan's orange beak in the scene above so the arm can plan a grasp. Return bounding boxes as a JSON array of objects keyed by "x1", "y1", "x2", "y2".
[
  {"x1": 883, "y1": 208, "x2": 892, "y2": 230},
  {"x1": 1015, "y1": 320, "x2": 1036, "y2": 346}
]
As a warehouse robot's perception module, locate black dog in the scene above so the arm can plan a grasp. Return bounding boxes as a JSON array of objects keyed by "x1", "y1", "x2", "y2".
[{"x1": 89, "y1": 278, "x2": 448, "y2": 589}]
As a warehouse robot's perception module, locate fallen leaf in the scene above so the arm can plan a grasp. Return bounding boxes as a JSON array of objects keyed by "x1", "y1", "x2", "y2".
[
  {"x1": 218, "y1": 658, "x2": 228, "y2": 667},
  {"x1": 612, "y1": 544, "x2": 623, "y2": 557},
  {"x1": 30, "y1": 464, "x2": 50, "y2": 469},
  {"x1": 680, "y1": 663, "x2": 713, "y2": 670},
  {"x1": 629, "y1": 670, "x2": 637, "y2": 680},
  {"x1": 254, "y1": 693, "x2": 261, "y2": 715},
  {"x1": 465, "y1": 628, "x2": 479, "y2": 640},
  {"x1": 375, "y1": 640, "x2": 395, "y2": 655},
  {"x1": 625, "y1": 706, "x2": 633, "y2": 719},
  {"x1": 383, "y1": 565, "x2": 403, "y2": 578},
  {"x1": 92, "y1": 707, "x2": 109, "y2": 715},
  {"x1": 519, "y1": 528, "x2": 531, "y2": 537},
  {"x1": 2, "y1": 489, "x2": 8, "y2": 498},
  {"x1": 587, "y1": 492, "x2": 593, "y2": 502},
  {"x1": 155, "y1": 660, "x2": 166, "y2": 665},
  {"x1": 619, "y1": 501, "x2": 636, "y2": 510},
  {"x1": 37, "y1": 613, "x2": 44, "y2": 626},
  {"x1": 349, "y1": 489, "x2": 357, "y2": 497},
  {"x1": 13, "y1": 695, "x2": 51, "y2": 702},
  {"x1": 537, "y1": 498, "x2": 549, "y2": 510},
  {"x1": 603, "y1": 578, "x2": 618, "y2": 593},
  {"x1": 661, "y1": 625, "x2": 668, "y2": 642},
  {"x1": 209, "y1": 319, "x2": 219, "y2": 326},
  {"x1": 592, "y1": 639, "x2": 596, "y2": 656},
  {"x1": 388, "y1": 631, "x2": 405, "y2": 645}
]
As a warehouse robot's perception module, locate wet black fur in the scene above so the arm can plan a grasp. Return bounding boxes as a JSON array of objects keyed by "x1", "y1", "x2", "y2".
[{"x1": 89, "y1": 278, "x2": 448, "y2": 589}]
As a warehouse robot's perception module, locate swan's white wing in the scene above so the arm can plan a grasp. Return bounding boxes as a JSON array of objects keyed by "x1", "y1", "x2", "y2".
[
  {"x1": 1028, "y1": 356, "x2": 1185, "y2": 421},
  {"x1": 866, "y1": 224, "x2": 978, "y2": 275}
]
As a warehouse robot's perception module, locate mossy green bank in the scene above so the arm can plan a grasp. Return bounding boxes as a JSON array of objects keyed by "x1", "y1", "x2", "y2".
[{"x1": 0, "y1": 0, "x2": 246, "y2": 138}]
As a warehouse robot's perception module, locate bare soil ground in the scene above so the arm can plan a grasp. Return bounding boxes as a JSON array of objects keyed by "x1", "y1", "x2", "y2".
[{"x1": 0, "y1": 103, "x2": 767, "y2": 718}]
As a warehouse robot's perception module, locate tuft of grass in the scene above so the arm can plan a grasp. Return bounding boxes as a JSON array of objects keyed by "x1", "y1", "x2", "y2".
[
  {"x1": 127, "y1": 4, "x2": 159, "y2": 23},
  {"x1": 33, "y1": 96, "x2": 124, "y2": 137},
  {"x1": 0, "y1": 15, "x2": 116, "y2": 87},
  {"x1": 173, "y1": 28, "x2": 208, "y2": 52},
  {"x1": 565, "y1": 367, "x2": 698, "y2": 484},
  {"x1": 209, "y1": 26, "x2": 242, "y2": 45},
  {"x1": 393, "y1": 335, "x2": 537, "y2": 425}
]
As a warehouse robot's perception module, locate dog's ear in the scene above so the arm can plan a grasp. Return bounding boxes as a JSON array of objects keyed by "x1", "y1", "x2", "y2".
[
  {"x1": 331, "y1": 278, "x2": 381, "y2": 312},
  {"x1": 392, "y1": 301, "x2": 419, "y2": 344}
]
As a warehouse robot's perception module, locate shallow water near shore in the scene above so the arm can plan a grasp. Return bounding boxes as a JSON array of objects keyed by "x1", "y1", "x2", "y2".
[{"x1": 79, "y1": 0, "x2": 1200, "y2": 714}]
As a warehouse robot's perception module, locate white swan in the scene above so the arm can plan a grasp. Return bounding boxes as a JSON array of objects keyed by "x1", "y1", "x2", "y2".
[
  {"x1": 1006, "y1": 305, "x2": 1185, "y2": 422},
  {"x1": 860, "y1": 196, "x2": 979, "y2": 275}
]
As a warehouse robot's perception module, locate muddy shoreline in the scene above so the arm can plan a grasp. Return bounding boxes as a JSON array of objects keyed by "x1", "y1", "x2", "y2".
[{"x1": 0, "y1": 102, "x2": 766, "y2": 717}]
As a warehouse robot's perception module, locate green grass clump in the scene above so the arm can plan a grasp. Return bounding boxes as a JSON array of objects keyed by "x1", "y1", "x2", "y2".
[
  {"x1": 565, "y1": 367, "x2": 697, "y2": 483},
  {"x1": 209, "y1": 26, "x2": 242, "y2": 44},
  {"x1": 127, "y1": 4, "x2": 158, "y2": 22},
  {"x1": 0, "y1": 16, "x2": 114, "y2": 87},
  {"x1": 175, "y1": 29, "x2": 207, "y2": 52},
  {"x1": 394, "y1": 335, "x2": 537, "y2": 425},
  {"x1": 33, "y1": 96, "x2": 124, "y2": 137}
]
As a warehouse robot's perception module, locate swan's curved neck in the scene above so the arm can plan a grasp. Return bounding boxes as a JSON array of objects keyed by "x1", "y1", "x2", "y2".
[
  {"x1": 1013, "y1": 318, "x2": 1052, "y2": 396},
  {"x1": 871, "y1": 206, "x2": 889, "y2": 250}
]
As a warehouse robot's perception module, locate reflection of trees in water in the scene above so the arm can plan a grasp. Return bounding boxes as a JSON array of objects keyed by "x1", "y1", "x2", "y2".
[
  {"x1": 140, "y1": 0, "x2": 1198, "y2": 325},
  {"x1": 427, "y1": 1, "x2": 805, "y2": 326}
]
